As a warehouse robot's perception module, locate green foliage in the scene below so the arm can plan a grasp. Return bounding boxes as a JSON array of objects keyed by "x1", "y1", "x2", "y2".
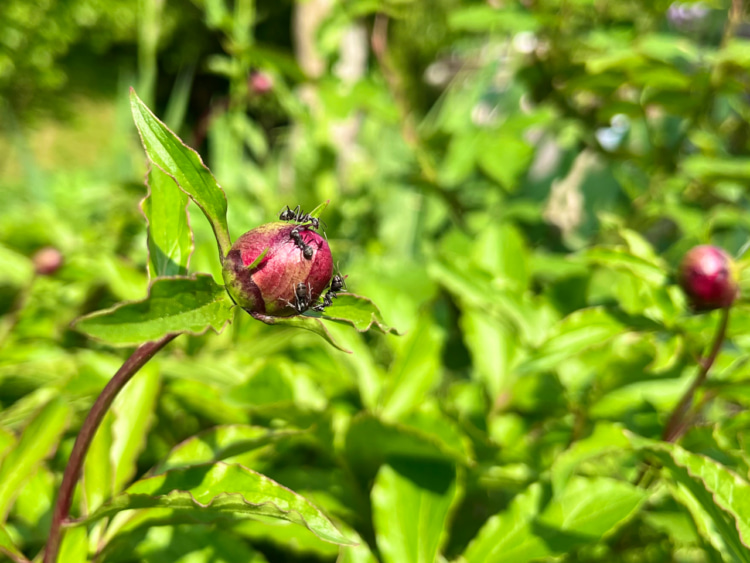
[
  {"x1": 72, "y1": 275, "x2": 234, "y2": 346},
  {"x1": 3, "y1": 0, "x2": 750, "y2": 561}
]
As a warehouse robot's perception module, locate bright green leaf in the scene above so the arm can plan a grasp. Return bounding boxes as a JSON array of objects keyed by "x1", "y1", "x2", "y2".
[
  {"x1": 58, "y1": 526, "x2": 87, "y2": 563},
  {"x1": 141, "y1": 163, "x2": 193, "y2": 278},
  {"x1": 111, "y1": 363, "x2": 161, "y2": 491},
  {"x1": 382, "y1": 315, "x2": 443, "y2": 421},
  {"x1": 371, "y1": 460, "x2": 459, "y2": 563},
  {"x1": 304, "y1": 294, "x2": 399, "y2": 334},
  {"x1": 130, "y1": 89, "x2": 231, "y2": 259},
  {"x1": 463, "y1": 477, "x2": 645, "y2": 563},
  {"x1": 0, "y1": 523, "x2": 27, "y2": 563},
  {"x1": 155, "y1": 424, "x2": 303, "y2": 474},
  {"x1": 0, "y1": 398, "x2": 70, "y2": 520},
  {"x1": 630, "y1": 434, "x2": 750, "y2": 557},
  {"x1": 80, "y1": 462, "x2": 355, "y2": 546},
  {"x1": 73, "y1": 274, "x2": 234, "y2": 346}
]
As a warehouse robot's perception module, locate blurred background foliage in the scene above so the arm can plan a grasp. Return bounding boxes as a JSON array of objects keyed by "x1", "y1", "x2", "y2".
[{"x1": 3, "y1": 0, "x2": 750, "y2": 561}]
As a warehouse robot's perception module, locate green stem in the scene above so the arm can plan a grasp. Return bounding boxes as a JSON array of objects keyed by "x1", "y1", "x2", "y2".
[{"x1": 43, "y1": 334, "x2": 177, "y2": 563}]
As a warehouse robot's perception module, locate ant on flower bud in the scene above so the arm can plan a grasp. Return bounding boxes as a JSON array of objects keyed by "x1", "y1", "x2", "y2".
[
  {"x1": 312, "y1": 273, "x2": 347, "y2": 312},
  {"x1": 290, "y1": 227, "x2": 314, "y2": 260},
  {"x1": 279, "y1": 205, "x2": 325, "y2": 231}
]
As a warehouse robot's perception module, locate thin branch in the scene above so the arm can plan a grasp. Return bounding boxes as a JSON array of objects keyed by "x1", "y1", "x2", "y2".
[
  {"x1": 661, "y1": 307, "x2": 730, "y2": 443},
  {"x1": 43, "y1": 333, "x2": 177, "y2": 563},
  {"x1": 635, "y1": 307, "x2": 730, "y2": 486}
]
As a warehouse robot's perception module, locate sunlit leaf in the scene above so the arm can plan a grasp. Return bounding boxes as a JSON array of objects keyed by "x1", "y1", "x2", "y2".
[
  {"x1": 463, "y1": 477, "x2": 645, "y2": 563},
  {"x1": 381, "y1": 315, "x2": 443, "y2": 421},
  {"x1": 141, "y1": 163, "x2": 193, "y2": 278},
  {"x1": 0, "y1": 398, "x2": 70, "y2": 519},
  {"x1": 304, "y1": 294, "x2": 399, "y2": 334},
  {"x1": 155, "y1": 425, "x2": 304, "y2": 474},
  {"x1": 58, "y1": 526, "x2": 87, "y2": 563},
  {"x1": 130, "y1": 89, "x2": 231, "y2": 258},
  {"x1": 371, "y1": 460, "x2": 459, "y2": 563},
  {"x1": 0, "y1": 524, "x2": 27, "y2": 563},
  {"x1": 80, "y1": 462, "x2": 356, "y2": 546},
  {"x1": 73, "y1": 274, "x2": 234, "y2": 346},
  {"x1": 630, "y1": 434, "x2": 750, "y2": 558}
]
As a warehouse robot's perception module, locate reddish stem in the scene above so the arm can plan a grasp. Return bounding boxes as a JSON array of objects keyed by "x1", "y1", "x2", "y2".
[
  {"x1": 43, "y1": 334, "x2": 177, "y2": 563},
  {"x1": 661, "y1": 307, "x2": 730, "y2": 443},
  {"x1": 636, "y1": 307, "x2": 730, "y2": 486}
]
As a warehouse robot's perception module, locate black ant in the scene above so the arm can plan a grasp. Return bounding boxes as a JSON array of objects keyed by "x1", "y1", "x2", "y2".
[
  {"x1": 279, "y1": 205, "x2": 325, "y2": 231},
  {"x1": 312, "y1": 273, "x2": 347, "y2": 312},
  {"x1": 290, "y1": 227, "x2": 314, "y2": 260},
  {"x1": 280, "y1": 282, "x2": 312, "y2": 314}
]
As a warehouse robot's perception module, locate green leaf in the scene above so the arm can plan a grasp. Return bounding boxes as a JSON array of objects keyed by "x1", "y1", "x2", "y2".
[
  {"x1": 381, "y1": 315, "x2": 443, "y2": 421},
  {"x1": 371, "y1": 460, "x2": 459, "y2": 563},
  {"x1": 83, "y1": 410, "x2": 114, "y2": 513},
  {"x1": 461, "y1": 306, "x2": 517, "y2": 396},
  {"x1": 58, "y1": 526, "x2": 87, "y2": 563},
  {"x1": 0, "y1": 524, "x2": 28, "y2": 563},
  {"x1": 0, "y1": 398, "x2": 70, "y2": 520},
  {"x1": 477, "y1": 133, "x2": 534, "y2": 193},
  {"x1": 141, "y1": 163, "x2": 193, "y2": 278},
  {"x1": 100, "y1": 524, "x2": 268, "y2": 563},
  {"x1": 111, "y1": 363, "x2": 161, "y2": 491},
  {"x1": 154, "y1": 424, "x2": 304, "y2": 474},
  {"x1": 252, "y1": 294, "x2": 398, "y2": 353},
  {"x1": 80, "y1": 462, "x2": 355, "y2": 546},
  {"x1": 463, "y1": 477, "x2": 646, "y2": 563},
  {"x1": 518, "y1": 307, "x2": 628, "y2": 374},
  {"x1": 463, "y1": 483, "x2": 543, "y2": 563},
  {"x1": 345, "y1": 414, "x2": 471, "y2": 482},
  {"x1": 304, "y1": 294, "x2": 399, "y2": 334},
  {"x1": 551, "y1": 422, "x2": 630, "y2": 493},
  {"x1": 307, "y1": 200, "x2": 329, "y2": 219},
  {"x1": 73, "y1": 274, "x2": 234, "y2": 346},
  {"x1": 130, "y1": 89, "x2": 231, "y2": 259},
  {"x1": 251, "y1": 312, "x2": 352, "y2": 353},
  {"x1": 629, "y1": 434, "x2": 750, "y2": 558},
  {"x1": 580, "y1": 247, "x2": 667, "y2": 286},
  {"x1": 0, "y1": 244, "x2": 34, "y2": 287}
]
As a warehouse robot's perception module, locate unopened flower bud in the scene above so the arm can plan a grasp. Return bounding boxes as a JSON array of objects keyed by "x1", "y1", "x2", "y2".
[
  {"x1": 678, "y1": 245, "x2": 739, "y2": 311},
  {"x1": 32, "y1": 247, "x2": 64, "y2": 276},
  {"x1": 222, "y1": 222, "x2": 332, "y2": 317},
  {"x1": 249, "y1": 71, "x2": 273, "y2": 95}
]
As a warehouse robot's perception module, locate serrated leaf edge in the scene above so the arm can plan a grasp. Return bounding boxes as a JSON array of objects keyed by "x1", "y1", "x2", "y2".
[
  {"x1": 71, "y1": 274, "x2": 234, "y2": 347},
  {"x1": 72, "y1": 462, "x2": 357, "y2": 546},
  {"x1": 304, "y1": 293, "x2": 400, "y2": 335},
  {"x1": 130, "y1": 88, "x2": 232, "y2": 260}
]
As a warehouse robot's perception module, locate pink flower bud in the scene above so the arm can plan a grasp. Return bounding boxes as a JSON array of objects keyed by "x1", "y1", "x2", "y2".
[
  {"x1": 32, "y1": 247, "x2": 64, "y2": 276},
  {"x1": 222, "y1": 222, "x2": 333, "y2": 317},
  {"x1": 249, "y1": 71, "x2": 273, "y2": 95},
  {"x1": 678, "y1": 245, "x2": 739, "y2": 311}
]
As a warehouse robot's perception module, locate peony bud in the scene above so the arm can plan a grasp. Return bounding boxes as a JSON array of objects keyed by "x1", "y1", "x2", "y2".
[
  {"x1": 32, "y1": 246, "x2": 64, "y2": 276},
  {"x1": 678, "y1": 245, "x2": 739, "y2": 311},
  {"x1": 249, "y1": 71, "x2": 273, "y2": 95},
  {"x1": 222, "y1": 222, "x2": 333, "y2": 317}
]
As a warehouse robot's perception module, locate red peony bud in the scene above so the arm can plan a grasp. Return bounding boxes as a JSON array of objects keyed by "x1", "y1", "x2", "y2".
[
  {"x1": 249, "y1": 71, "x2": 273, "y2": 95},
  {"x1": 222, "y1": 222, "x2": 333, "y2": 317},
  {"x1": 32, "y1": 246, "x2": 64, "y2": 276},
  {"x1": 678, "y1": 245, "x2": 739, "y2": 311}
]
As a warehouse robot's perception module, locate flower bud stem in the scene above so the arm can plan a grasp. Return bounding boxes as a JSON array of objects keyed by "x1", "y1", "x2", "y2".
[
  {"x1": 636, "y1": 306, "x2": 730, "y2": 486},
  {"x1": 43, "y1": 333, "x2": 177, "y2": 563}
]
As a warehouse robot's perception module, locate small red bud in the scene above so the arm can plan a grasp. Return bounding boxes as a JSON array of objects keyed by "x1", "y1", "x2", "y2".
[
  {"x1": 32, "y1": 247, "x2": 64, "y2": 276},
  {"x1": 249, "y1": 71, "x2": 273, "y2": 95},
  {"x1": 678, "y1": 245, "x2": 739, "y2": 311},
  {"x1": 222, "y1": 222, "x2": 333, "y2": 317}
]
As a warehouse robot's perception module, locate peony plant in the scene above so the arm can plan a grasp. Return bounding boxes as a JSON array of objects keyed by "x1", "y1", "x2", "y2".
[{"x1": 41, "y1": 90, "x2": 395, "y2": 563}]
